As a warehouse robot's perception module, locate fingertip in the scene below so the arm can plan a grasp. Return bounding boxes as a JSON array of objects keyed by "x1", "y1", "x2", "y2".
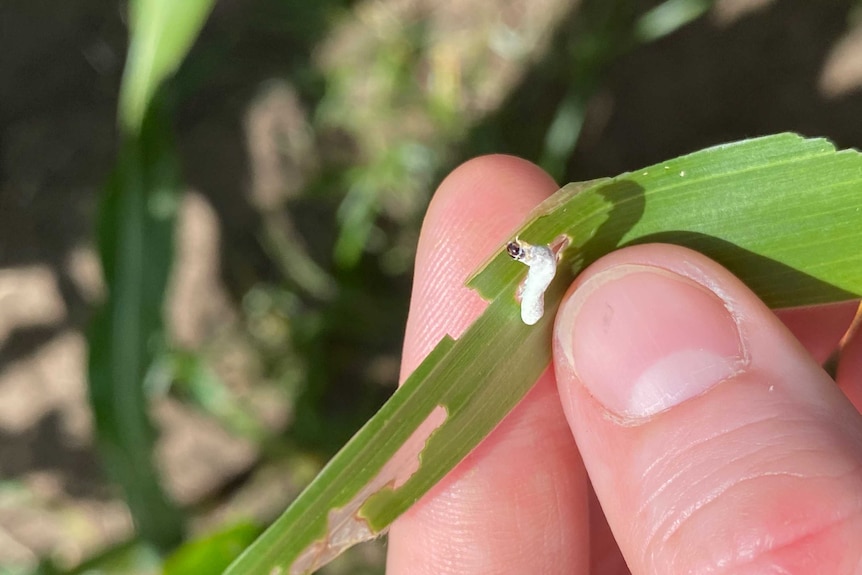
[
  {"x1": 775, "y1": 301, "x2": 860, "y2": 364},
  {"x1": 430, "y1": 154, "x2": 558, "y2": 214},
  {"x1": 838, "y1": 307, "x2": 862, "y2": 412}
]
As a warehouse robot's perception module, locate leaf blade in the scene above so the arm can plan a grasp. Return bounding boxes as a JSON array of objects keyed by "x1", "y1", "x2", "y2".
[
  {"x1": 119, "y1": 0, "x2": 216, "y2": 133},
  {"x1": 87, "y1": 104, "x2": 185, "y2": 548}
]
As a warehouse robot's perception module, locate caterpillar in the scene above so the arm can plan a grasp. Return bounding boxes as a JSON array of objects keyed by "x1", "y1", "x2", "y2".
[{"x1": 506, "y1": 238, "x2": 558, "y2": 325}]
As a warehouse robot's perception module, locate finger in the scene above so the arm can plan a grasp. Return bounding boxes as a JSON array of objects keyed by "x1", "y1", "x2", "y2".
[
  {"x1": 838, "y1": 306, "x2": 862, "y2": 412},
  {"x1": 553, "y1": 243, "x2": 862, "y2": 574},
  {"x1": 588, "y1": 484, "x2": 630, "y2": 575},
  {"x1": 775, "y1": 301, "x2": 859, "y2": 364},
  {"x1": 388, "y1": 156, "x2": 589, "y2": 575}
]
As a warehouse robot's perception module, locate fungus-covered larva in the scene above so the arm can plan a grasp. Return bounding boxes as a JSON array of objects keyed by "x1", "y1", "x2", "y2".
[{"x1": 506, "y1": 238, "x2": 557, "y2": 325}]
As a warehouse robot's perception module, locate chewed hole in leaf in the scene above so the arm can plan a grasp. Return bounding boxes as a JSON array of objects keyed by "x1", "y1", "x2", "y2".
[{"x1": 289, "y1": 405, "x2": 448, "y2": 574}]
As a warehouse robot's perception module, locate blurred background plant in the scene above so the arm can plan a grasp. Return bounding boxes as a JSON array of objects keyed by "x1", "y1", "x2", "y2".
[{"x1": 2, "y1": 0, "x2": 862, "y2": 573}]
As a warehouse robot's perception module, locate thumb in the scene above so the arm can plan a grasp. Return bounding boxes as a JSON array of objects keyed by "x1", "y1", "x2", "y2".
[{"x1": 553, "y1": 244, "x2": 862, "y2": 574}]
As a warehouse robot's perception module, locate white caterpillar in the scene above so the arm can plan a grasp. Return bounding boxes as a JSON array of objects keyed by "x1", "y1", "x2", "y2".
[{"x1": 506, "y1": 238, "x2": 557, "y2": 325}]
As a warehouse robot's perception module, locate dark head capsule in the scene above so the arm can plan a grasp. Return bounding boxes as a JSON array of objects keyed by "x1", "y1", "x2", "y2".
[{"x1": 506, "y1": 241, "x2": 524, "y2": 260}]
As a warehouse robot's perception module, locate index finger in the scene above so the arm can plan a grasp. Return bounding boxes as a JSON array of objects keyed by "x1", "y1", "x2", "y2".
[{"x1": 387, "y1": 156, "x2": 590, "y2": 574}]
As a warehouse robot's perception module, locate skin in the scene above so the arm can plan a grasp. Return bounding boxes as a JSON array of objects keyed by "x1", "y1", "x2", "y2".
[{"x1": 386, "y1": 155, "x2": 862, "y2": 574}]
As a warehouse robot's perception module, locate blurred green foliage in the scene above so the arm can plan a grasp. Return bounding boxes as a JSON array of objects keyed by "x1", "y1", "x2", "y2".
[
  {"x1": 87, "y1": 0, "x2": 217, "y2": 553},
  {"x1": 87, "y1": 100, "x2": 185, "y2": 549},
  {"x1": 119, "y1": 0, "x2": 217, "y2": 132},
  {"x1": 162, "y1": 523, "x2": 262, "y2": 575}
]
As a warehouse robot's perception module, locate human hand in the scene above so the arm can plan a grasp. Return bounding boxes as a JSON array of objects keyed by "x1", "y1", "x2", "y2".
[{"x1": 386, "y1": 156, "x2": 862, "y2": 574}]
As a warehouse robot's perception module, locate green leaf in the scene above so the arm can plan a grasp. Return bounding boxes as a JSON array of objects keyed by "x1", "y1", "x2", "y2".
[
  {"x1": 164, "y1": 523, "x2": 263, "y2": 575},
  {"x1": 224, "y1": 133, "x2": 862, "y2": 574},
  {"x1": 87, "y1": 102, "x2": 184, "y2": 549},
  {"x1": 89, "y1": 0, "x2": 216, "y2": 549},
  {"x1": 118, "y1": 0, "x2": 216, "y2": 133}
]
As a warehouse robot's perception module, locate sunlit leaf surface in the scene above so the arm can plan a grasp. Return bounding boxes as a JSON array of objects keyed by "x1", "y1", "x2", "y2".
[{"x1": 118, "y1": 0, "x2": 216, "y2": 133}]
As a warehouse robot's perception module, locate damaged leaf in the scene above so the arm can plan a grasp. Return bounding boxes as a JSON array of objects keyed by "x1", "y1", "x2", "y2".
[{"x1": 224, "y1": 133, "x2": 862, "y2": 574}]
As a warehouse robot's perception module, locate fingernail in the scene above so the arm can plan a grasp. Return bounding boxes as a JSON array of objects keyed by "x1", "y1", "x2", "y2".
[{"x1": 556, "y1": 264, "x2": 747, "y2": 419}]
